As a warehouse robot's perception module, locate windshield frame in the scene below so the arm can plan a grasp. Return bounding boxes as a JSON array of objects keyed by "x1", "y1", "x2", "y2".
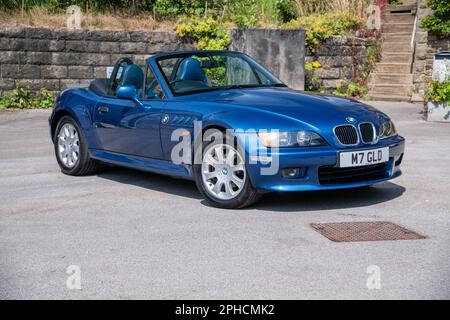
[{"x1": 154, "y1": 51, "x2": 287, "y2": 97}]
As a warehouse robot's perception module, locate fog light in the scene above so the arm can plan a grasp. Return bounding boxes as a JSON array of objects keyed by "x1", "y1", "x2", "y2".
[{"x1": 281, "y1": 168, "x2": 302, "y2": 178}]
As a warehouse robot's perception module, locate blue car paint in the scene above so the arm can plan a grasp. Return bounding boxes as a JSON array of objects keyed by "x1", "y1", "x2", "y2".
[
  {"x1": 49, "y1": 50, "x2": 405, "y2": 191},
  {"x1": 93, "y1": 96, "x2": 165, "y2": 159}
]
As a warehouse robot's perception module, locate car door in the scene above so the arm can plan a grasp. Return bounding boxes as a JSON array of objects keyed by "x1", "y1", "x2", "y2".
[
  {"x1": 92, "y1": 62, "x2": 165, "y2": 159},
  {"x1": 93, "y1": 97, "x2": 164, "y2": 159}
]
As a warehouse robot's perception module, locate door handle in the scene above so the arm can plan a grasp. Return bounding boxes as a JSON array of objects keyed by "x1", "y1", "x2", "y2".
[{"x1": 98, "y1": 106, "x2": 109, "y2": 113}]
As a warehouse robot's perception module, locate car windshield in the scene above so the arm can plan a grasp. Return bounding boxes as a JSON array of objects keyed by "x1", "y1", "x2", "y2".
[{"x1": 156, "y1": 52, "x2": 286, "y2": 96}]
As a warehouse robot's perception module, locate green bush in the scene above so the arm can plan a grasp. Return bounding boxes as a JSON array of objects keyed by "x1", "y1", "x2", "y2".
[
  {"x1": 176, "y1": 16, "x2": 231, "y2": 50},
  {"x1": 282, "y1": 12, "x2": 363, "y2": 52},
  {"x1": 230, "y1": 0, "x2": 260, "y2": 29},
  {"x1": 155, "y1": 0, "x2": 219, "y2": 17},
  {"x1": 304, "y1": 61, "x2": 322, "y2": 91},
  {"x1": 333, "y1": 82, "x2": 367, "y2": 98},
  {"x1": 225, "y1": 0, "x2": 275, "y2": 29},
  {"x1": 421, "y1": 0, "x2": 450, "y2": 36},
  {"x1": 0, "y1": 0, "x2": 157, "y2": 13},
  {"x1": 157, "y1": 0, "x2": 277, "y2": 27},
  {"x1": 0, "y1": 83, "x2": 55, "y2": 109},
  {"x1": 275, "y1": 0, "x2": 297, "y2": 23},
  {"x1": 424, "y1": 81, "x2": 450, "y2": 102}
]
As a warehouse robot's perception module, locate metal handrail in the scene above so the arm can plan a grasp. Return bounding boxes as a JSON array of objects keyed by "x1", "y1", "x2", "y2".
[{"x1": 411, "y1": 0, "x2": 419, "y2": 49}]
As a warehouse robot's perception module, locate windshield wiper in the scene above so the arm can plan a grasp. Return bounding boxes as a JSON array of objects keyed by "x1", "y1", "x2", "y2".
[
  {"x1": 222, "y1": 85, "x2": 251, "y2": 90},
  {"x1": 269, "y1": 83, "x2": 288, "y2": 87},
  {"x1": 221, "y1": 83, "x2": 287, "y2": 90}
]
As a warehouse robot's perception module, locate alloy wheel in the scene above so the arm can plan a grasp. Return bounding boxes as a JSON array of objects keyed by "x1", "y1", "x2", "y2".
[
  {"x1": 57, "y1": 123, "x2": 80, "y2": 168},
  {"x1": 201, "y1": 144, "x2": 246, "y2": 201}
]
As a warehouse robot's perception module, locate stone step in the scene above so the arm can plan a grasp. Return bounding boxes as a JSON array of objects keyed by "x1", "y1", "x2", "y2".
[
  {"x1": 369, "y1": 73, "x2": 413, "y2": 85},
  {"x1": 380, "y1": 52, "x2": 413, "y2": 63},
  {"x1": 384, "y1": 4, "x2": 417, "y2": 14},
  {"x1": 382, "y1": 13, "x2": 415, "y2": 24},
  {"x1": 399, "y1": 0, "x2": 418, "y2": 5},
  {"x1": 382, "y1": 32, "x2": 412, "y2": 43},
  {"x1": 382, "y1": 22, "x2": 414, "y2": 33},
  {"x1": 376, "y1": 63, "x2": 411, "y2": 73},
  {"x1": 369, "y1": 84, "x2": 413, "y2": 95},
  {"x1": 368, "y1": 93, "x2": 411, "y2": 102},
  {"x1": 381, "y1": 41, "x2": 413, "y2": 52}
]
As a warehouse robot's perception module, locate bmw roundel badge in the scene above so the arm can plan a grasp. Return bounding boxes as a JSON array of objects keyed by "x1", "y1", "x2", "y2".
[
  {"x1": 162, "y1": 114, "x2": 170, "y2": 124},
  {"x1": 346, "y1": 117, "x2": 357, "y2": 124}
]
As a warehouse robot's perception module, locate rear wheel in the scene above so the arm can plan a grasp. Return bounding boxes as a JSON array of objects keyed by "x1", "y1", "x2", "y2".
[
  {"x1": 54, "y1": 116, "x2": 98, "y2": 176},
  {"x1": 194, "y1": 134, "x2": 261, "y2": 209}
]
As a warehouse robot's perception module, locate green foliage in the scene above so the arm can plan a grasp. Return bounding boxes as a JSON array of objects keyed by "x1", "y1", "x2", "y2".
[
  {"x1": 231, "y1": 1, "x2": 260, "y2": 29},
  {"x1": 358, "y1": 41, "x2": 380, "y2": 80},
  {"x1": 226, "y1": 0, "x2": 276, "y2": 29},
  {"x1": 333, "y1": 82, "x2": 367, "y2": 98},
  {"x1": 365, "y1": 43, "x2": 380, "y2": 67},
  {"x1": 176, "y1": 16, "x2": 231, "y2": 50},
  {"x1": 0, "y1": 0, "x2": 157, "y2": 13},
  {"x1": 426, "y1": 0, "x2": 450, "y2": 17},
  {"x1": 282, "y1": 12, "x2": 363, "y2": 52},
  {"x1": 421, "y1": 0, "x2": 450, "y2": 36},
  {"x1": 155, "y1": 0, "x2": 217, "y2": 17},
  {"x1": 422, "y1": 16, "x2": 450, "y2": 35},
  {"x1": 275, "y1": 0, "x2": 297, "y2": 23},
  {"x1": 304, "y1": 61, "x2": 322, "y2": 91},
  {"x1": 1, "y1": 0, "x2": 370, "y2": 30},
  {"x1": 0, "y1": 83, "x2": 55, "y2": 109},
  {"x1": 156, "y1": 0, "x2": 277, "y2": 28},
  {"x1": 424, "y1": 81, "x2": 450, "y2": 102}
]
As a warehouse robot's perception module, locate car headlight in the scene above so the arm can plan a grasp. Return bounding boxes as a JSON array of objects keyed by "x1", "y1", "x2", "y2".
[
  {"x1": 258, "y1": 131, "x2": 326, "y2": 147},
  {"x1": 379, "y1": 119, "x2": 397, "y2": 139}
]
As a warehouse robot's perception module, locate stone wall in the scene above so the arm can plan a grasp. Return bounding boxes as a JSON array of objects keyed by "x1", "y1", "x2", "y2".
[
  {"x1": 0, "y1": 25, "x2": 378, "y2": 94},
  {"x1": 306, "y1": 36, "x2": 378, "y2": 91},
  {"x1": 0, "y1": 26, "x2": 195, "y2": 93},
  {"x1": 230, "y1": 30, "x2": 377, "y2": 92},
  {"x1": 230, "y1": 29, "x2": 306, "y2": 90},
  {"x1": 412, "y1": 0, "x2": 450, "y2": 99}
]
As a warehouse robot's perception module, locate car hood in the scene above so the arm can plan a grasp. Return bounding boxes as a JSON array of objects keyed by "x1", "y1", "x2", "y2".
[{"x1": 184, "y1": 87, "x2": 384, "y2": 129}]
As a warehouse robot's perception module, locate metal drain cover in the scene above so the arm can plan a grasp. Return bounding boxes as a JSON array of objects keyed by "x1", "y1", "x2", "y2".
[{"x1": 311, "y1": 221, "x2": 427, "y2": 242}]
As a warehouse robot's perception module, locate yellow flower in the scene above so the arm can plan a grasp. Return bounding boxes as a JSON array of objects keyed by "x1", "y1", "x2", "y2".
[{"x1": 312, "y1": 61, "x2": 321, "y2": 68}]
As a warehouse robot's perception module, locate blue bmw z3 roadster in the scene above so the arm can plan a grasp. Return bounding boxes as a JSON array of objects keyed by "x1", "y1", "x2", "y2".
[{"x1": 49, "y1": 50, "x2": 405, "y2": 208}]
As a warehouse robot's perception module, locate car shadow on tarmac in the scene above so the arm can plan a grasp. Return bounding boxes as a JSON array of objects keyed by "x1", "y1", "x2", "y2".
[
  {"x1": 97, "y1": 166, "x2": 405, "y2": 212},
  {"x1": 96, "y1": 166, "x2": 202, "y2": 200},
  {"x1": 253, "y1": 182, "x2": 405, "y2": 212}
]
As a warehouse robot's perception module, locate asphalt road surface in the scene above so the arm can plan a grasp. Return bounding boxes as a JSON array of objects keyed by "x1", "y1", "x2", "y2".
[{"x1": 0, "y1": 101, "x2": 449, "y2": 299}]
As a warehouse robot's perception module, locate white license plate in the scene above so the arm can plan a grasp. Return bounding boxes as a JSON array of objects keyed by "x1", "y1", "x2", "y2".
[{"x1": 339, "y1": 147, "x2": 389, "y2": 168}]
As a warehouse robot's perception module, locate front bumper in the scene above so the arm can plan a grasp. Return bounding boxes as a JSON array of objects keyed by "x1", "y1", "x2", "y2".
[{"x1": 247, "y1": 135, "x2": 405, "y2": 192}]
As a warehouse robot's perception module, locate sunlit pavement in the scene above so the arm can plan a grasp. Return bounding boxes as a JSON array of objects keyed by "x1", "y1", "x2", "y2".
[{"x1": 0, "y1": 101, "x2": 449, "y2": 299}]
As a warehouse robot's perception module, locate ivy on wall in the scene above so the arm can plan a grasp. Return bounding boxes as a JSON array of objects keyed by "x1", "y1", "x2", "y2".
[
  {"x1": 281, "y1": 12, "x2": 363, "y2": 53},
  {"x1": 421, "y1": 0, "x2": 450, "y2": 36}
]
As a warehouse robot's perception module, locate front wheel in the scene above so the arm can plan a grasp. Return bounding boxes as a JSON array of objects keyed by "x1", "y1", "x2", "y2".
[
  {"x1": 53, "y1": 116, "x2": 99, "y2": 176},
  {"x1": 194, "y1": 135, "x2": 261, "y2": 209}
]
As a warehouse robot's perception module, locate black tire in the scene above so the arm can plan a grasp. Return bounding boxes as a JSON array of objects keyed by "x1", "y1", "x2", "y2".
[
  {"x1": 53, "y1": 115, "x2": 99, "y2": 176},
  {"x1": 194, "y1": 132, "x2": 261, "y2": 209}
]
